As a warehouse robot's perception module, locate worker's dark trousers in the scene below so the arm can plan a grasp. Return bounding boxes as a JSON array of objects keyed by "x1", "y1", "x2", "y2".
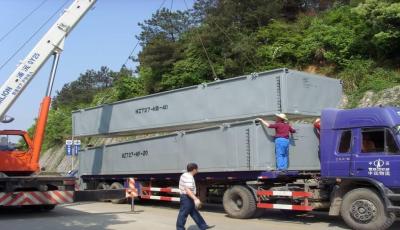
[{"x1": 176, "y1": 195, "x2": 207, "y2": 230}]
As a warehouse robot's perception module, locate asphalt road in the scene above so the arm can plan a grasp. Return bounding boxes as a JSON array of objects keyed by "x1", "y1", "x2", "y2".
[{"x1": 0, "y1": 202, "x2": 399, "y2": 230}]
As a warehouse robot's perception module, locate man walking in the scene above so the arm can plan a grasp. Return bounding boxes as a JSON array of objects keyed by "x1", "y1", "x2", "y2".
[
  {"x1": 257, "y1": 114, "x2": 296, "y2": 170},
  {"x1": 176, "y1": 163, "x2": 214, "y2": 230}
]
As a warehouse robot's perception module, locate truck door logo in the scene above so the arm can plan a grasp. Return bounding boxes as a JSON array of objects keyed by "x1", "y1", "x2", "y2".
[
  {"x1": 373, "y1": 159, "x2": 385, "y2": 168},
  {"x1": 368, "y1": 159, "x2": 390, "y2": 176}
]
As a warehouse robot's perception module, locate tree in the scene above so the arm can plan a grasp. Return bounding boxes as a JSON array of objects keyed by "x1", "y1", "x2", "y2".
[
  {"x1": 113, "y1": 67, "x2": 145, "y2": 100},
  {"x1": 136, "y1": 8, "x2": 193, "y2": 93},
  {"x1": 52, "y1": 66, "x2": 114, "y2": 109},
  {"x1": 138, "y1": 38, "x2": 182, "y2": 93},
  {"x1": 137, "y1": 8, "x2": 193, "y2": 45},
  {"x1": 354, "y1": 0, "x2": 400, "y2": 62},
  {"x1": 193, "y1": 0, "x2": 284, "y2": 32}
]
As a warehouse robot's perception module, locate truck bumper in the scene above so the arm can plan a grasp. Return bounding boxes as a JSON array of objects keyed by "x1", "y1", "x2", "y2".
[{"x1": 0, "y1": 191, "x2": 74, "y2": 206}]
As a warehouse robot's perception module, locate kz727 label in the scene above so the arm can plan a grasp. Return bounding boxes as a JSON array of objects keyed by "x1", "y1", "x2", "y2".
[
  {"x1": 135, "y1": 104, "x2": 168, "y2": 114},
  {"x1": 122, "y1": 150, "x2": 149, "y2": 159}
]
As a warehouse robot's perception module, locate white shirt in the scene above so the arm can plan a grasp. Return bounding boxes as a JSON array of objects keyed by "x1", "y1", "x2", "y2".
[{"x1": 179, "y1": 172, "x2": 196, "y2": 195}]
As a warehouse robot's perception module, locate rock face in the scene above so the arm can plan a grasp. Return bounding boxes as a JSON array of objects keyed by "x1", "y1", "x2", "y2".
[
  {"x1": 39, "y1": 146, "x2": 73, "y2": 174},
  {"x1": 358, "y1": 86, "x2": 400, "y2": 108},
  {"x1": 338, "y1": 95, "x2": 349, "y2": 109},
  {"x1": 39, "y1": 136, "x2": 138, "y2": 174}
]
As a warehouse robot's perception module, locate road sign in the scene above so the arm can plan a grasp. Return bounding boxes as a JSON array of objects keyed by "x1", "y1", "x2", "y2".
[
  {"x1": 126, "y1": 178, "x2": 138, "y2": 212},
  {"x1": 125, "y1": 178, "x2": 138, "y2": 198},
  {"x1": 73, "y1": 139, "x2": 81, "y2": 156},
  {"x1": 65, "y1": 140, "x2": 73, "y2": 156}
]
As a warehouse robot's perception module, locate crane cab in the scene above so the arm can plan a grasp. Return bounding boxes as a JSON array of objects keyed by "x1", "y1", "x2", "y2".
[{"x1": 0, "y1": 130, "x2": 37, "y2": 175}]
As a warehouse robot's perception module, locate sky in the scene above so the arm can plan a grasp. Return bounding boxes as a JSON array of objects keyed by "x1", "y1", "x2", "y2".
[{"x1": 0, "y1": 0, "x2": 195, "y2": 131}]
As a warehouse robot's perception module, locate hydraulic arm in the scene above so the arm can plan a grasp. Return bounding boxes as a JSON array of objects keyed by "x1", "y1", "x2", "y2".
[{"x1": 0, "y1": 0, "x2": 96, "y2": 122}]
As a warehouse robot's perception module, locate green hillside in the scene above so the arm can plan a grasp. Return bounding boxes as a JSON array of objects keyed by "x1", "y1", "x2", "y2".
[{"x1": 30, "y1": 0, "x2": 400, "y2": 151}]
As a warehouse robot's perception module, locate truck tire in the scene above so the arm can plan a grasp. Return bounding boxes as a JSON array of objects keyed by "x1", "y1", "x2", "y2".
[
  {"x1": 109, "y1": 182, "x2": 126, "y2": 204},
  {"x1": 223, "y1": 185, "x2": 257, "y2": 219},
  {"x1": 96, "y1": 182, "x2": 110, "y2": 202},
  {"x1": 340, "y1": 188, "x2": 395, "y2": 230}
]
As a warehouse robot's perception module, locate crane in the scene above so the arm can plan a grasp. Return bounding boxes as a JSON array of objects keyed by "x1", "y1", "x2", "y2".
[
  {"x1": 0, "y1": 0, "x2": 96, "y2": 208},
  {"x1": 0, "y1": 0, "x2": 96, "y2": 174}
]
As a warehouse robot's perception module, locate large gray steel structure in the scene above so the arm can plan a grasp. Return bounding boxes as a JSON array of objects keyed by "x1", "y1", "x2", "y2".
[
  {"x1": 72, "y1": 68, "x2": 342, "y2": 137},
  {"x1": 79, "y1": 121, "x2": 320, "y2": 176}
]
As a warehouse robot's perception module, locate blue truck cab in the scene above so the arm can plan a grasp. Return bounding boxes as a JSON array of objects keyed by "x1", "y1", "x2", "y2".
[{"x1": 320, "y1": 107, "x2": 400, "y2": 229}]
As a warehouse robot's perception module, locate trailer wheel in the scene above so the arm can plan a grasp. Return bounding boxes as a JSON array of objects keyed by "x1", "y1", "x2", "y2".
[
  {"x1": 109, "y1": 182, "x2": 126, "y2": 204},
  {"x1": 96, "y1": 182, "x2": 110, "y2": 202},
  {"x1": 223, "y1": 186, "x2": 257, "y2": 219},
  {"x1": 340, "y1": 188, "x2": 395, "y2": 230}
]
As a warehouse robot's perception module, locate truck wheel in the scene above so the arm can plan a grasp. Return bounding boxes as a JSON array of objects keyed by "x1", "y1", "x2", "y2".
[
  {"x1": 109, "y1": 182, "x2": 127, "y2": 204},
  {"x1": 340, "y1": 188, "x2": 395, "y2": 230},
  {"x1": 96, "y1": 182, "x2": 110, "y2": 202},
  {"x1": 223, "y1": 186, "x2": 257, "y2": 219}
]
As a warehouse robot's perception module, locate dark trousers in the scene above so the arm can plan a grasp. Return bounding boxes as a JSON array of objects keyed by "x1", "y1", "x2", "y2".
[{"x1": 176, "y1": 195, "x2": 207, "y2": 230}]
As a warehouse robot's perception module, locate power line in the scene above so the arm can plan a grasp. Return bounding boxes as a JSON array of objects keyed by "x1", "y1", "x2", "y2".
[
  {"x1": 0, "y1": 0, "x2": 48, "y2": 43},
  {"x1": 0, "y1": 0, "x2": 70, "y2": 72}
]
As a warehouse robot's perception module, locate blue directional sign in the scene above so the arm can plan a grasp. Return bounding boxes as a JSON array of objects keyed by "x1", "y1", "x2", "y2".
[
  {"x1": 65, "y1": 140, "x2": 73, "y2": 156},
  {"x1": 73, "y1": 140, "x2": 81, "y2": 156}
]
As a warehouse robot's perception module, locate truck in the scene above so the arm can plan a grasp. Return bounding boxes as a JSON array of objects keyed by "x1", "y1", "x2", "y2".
[
  {"x1": 0, "y1": 0, "x2": 96, "y2": 209},
  {"x1": 74, "y1": 70, "x2": 400, "y2": 229},
  {"x1": 78, "y1": 107, "x2": 400, "y2": 230}
]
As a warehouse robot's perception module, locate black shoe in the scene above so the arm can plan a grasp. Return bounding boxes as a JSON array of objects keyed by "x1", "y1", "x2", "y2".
[{"x1": 205, "y1": 225, "x2": 215, "y2": 229}]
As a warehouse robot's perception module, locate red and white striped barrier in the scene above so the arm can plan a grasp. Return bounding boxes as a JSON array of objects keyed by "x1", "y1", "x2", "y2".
[
  {"x1": 257, "y1": 190, "x2": 312, "y2": 198},
  {"x1": 141, "y1": 187, "x2": 180, "y2": 193},
  {"x1": 257, "y1": 203, "x2": 313, "y2": 211},
  {"x1": 141, "y1": 195, "x2": 180, "y2": 202},
  {"x1": 141, "y1": 186, "x2": 180, "y2": 202},
  {"x1": 257, "y1": 190, "x2": 313, "y2": 211},
  {"x1": 0, "y1": 191, "x2": 74, "y2": 206},
  {"x1": 126, "y1": 178, "x2": 138, "y2": 198}
]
